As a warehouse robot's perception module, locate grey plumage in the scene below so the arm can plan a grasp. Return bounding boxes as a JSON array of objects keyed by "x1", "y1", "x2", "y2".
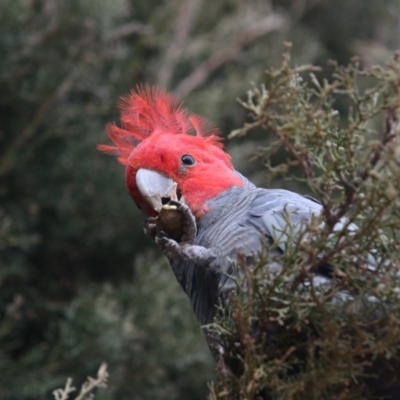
[
  {"x1": 168, "y1": 186, "x2": 337, "y2": 326},
  {"x1": 158, "y1": 184, "x2": 398, "y2": 398}
]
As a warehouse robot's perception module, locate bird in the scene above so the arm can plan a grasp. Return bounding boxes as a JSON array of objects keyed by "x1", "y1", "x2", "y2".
[{"x1": 98, "y1": 86, "x2": 399, "y2": 398}]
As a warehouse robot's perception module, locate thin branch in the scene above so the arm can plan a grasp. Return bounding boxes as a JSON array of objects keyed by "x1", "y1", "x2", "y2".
[
  {"x1": 174, "y1": 14, "x2": 286, "y2": 97},
  {"x1": 0, "y1": 64, "x2": 83, "y2": 178},
  {"x1": 157, "y1": 0, "x2": 203, "y2": 88},
  {"x1": 74, "y1": 363, "x2": 109, "y2": 400},
  {"x1": 53, "y1": 378, "x2": 76, "y2": 400},
  {"x1": 52, "y1": 363, "x2": 108, "y2": 400},
  {"x1": 290, "y1": 108, "x2": 398, "y2": 291},
  {"x1": 105, "y1": 22, "x2": 151, "y2": 42},
  {"x1": 328, "y1": 106, "x2": 397, "y2": 228},
  {"x1": 360, "y1": 106, "x2": 397, "y2": 181}
]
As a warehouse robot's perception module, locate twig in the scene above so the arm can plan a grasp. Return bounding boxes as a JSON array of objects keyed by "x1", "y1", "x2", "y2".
[
  {"x1": 360, "y1": 106, "x2": 397, "y2": 181},
  {"x1": 17, "y1": 0, "x2": 59, "y2": 56},
  {"x1": 52, "y1": 364, "x2": 108, "y2": 400},
  {"x1": 291, "y1": 107, "x2": 399, "y2": 291},
  {"x1": 174, "y1": 14, "x2": 286, "y2": 97},
  {"x1": 105, "y1": 22, "x2": 151, "y2": 42},
  {"x1": 53, "y1": 378, "x2": 76, "y2": 400},
  {"x1": 74, "y1": 363, "x2": 109, "y2": 400},
  {"x1": 328, "y1": 106, "x2": 397, "y2": 229},
  {"x1": 157, "y1": 0, "x2": 203, "y2": 88},
  {"x1": 0, "y1": 64, "x2": 83, "y2": 178}
]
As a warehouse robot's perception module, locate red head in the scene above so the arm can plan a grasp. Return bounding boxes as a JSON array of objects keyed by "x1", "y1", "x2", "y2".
[{"x1": 98, "y1": 86, "x2": 244, "y2": 217}]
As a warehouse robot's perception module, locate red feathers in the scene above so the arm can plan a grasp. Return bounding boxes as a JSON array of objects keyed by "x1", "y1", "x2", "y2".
[
  {"x1": 99, "y1": 84, "x2": 246, "y2": 218},
  {"x1": 98, "y1": 86, "x2": 224, "y2": 165}
]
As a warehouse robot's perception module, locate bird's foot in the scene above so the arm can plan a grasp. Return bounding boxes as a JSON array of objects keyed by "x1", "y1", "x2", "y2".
[
  {"x1": 167, "y1": 200, "x2": 197, "y2": 243},
  {"x1": 144, "y1": 217, "x2": 157, "y2": 240},
  {"x1": 155, "y1": 231, "x2": 216, "y2": 266}
]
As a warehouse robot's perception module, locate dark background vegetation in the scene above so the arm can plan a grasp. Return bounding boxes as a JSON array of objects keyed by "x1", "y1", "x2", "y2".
[{"x1": 0, "y1": 1, "x2": 399, "y2": 399}]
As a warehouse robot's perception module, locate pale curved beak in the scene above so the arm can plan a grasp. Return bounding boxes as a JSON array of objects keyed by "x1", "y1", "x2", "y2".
[{"x1": 136, "y1": 168, "x2": 175, "y2": 213}]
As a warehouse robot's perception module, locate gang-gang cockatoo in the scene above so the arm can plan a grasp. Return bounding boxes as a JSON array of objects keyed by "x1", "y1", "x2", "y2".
[{"x1": 98, "y1": 86, "x2": 398, "y2": 397}]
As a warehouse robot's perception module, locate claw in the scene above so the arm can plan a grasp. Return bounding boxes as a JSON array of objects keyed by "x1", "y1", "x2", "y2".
[
  {"x1": 164, "y1": 200, "x2": 197, "y2": 243},
  {"x1": 168, "y1": 199, "x2": 181, "y2": 207},
  {"x1": 144, "y1": 217, "x2": 157, "y2": 240},
  {"x1": 155, "y1": 198, "x2": 197, "y2": 244},
  {"x1": 155, "y1": 231, "x2": 182, "y2": 260},
  {"x1": 155, "y1": 230, "x2": 168, "y2": 243},
  {"x1": 155, "y1": 229, "x2": 216, "y2": 266}
]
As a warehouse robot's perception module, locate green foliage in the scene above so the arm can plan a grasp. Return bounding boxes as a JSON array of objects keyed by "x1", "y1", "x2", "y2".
[
  {"x1": 210, "y1": 46, "x2": 400, "y2": 399},
  {"x1": 1, "y1": 0, "x2": 400, "y2": 399},
  {"x1": 0, "y1": 253, "x2": 213, "y2": 399}
]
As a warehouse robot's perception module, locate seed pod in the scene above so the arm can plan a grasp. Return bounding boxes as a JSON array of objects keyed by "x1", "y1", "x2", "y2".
[{"x1": 156, "y1": 203, "x2": 185, "y2": 242}]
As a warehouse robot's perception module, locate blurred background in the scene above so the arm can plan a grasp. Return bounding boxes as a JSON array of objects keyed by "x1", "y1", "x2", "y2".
[{"x1": 0, "y1": 0, "x2": 399, "y2": 399}]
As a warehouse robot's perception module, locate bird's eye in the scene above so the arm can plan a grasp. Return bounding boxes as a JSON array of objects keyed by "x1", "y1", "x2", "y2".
[{"x1": 181, "y1": 154, "x2": 195, "y2": 166}]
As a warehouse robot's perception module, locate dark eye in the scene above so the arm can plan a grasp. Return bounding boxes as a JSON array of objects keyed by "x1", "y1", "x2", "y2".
[{"x1": 181, "y1": 154, "x2": 195, "y2": 166}]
